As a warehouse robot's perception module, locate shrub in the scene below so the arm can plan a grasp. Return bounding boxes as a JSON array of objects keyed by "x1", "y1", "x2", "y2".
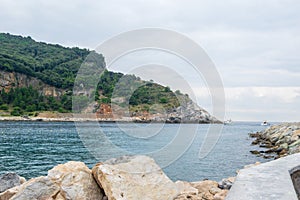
[
  {"x1": 0, "y1": 104, "x2": 9, "y2": 110},
  {"x1": 11, "y1": 107, "x2": 23, "y2": 116},
  {"x1": 160, "y1": 98, "x2": 168, "y2": 104}
]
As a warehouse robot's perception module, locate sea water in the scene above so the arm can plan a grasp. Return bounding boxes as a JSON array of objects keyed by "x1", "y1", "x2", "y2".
[{"x1": 0, "y1": 121, "x2": 273, "y2": 181}]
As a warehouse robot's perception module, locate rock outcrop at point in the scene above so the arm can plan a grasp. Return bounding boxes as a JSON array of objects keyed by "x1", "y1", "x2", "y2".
[{"x1": 165, "y1": 101, "x2": 221, "y2": 124}]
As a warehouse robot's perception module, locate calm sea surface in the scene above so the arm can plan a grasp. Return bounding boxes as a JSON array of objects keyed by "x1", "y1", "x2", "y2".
[{"x1": 0, "y1": 121, "x2": 275, "y2": 181}]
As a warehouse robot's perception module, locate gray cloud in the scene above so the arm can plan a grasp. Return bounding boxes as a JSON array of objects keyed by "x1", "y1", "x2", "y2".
[{"x1": 0, "y1": 0, "x2": 299, "y2": 121}]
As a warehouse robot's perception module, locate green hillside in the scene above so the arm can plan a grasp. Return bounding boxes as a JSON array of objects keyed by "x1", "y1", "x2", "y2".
[
  {"x1": 0, "y1": 33, "x2": 92, "y2": 88},
  {"x1": 0, "y1": 33, "x2": 184, "y2": 116}
]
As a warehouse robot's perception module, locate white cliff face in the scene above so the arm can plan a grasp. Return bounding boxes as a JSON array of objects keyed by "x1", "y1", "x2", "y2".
[{"x1": 0, "y1": 70, "x2": 64, "y2": 97}]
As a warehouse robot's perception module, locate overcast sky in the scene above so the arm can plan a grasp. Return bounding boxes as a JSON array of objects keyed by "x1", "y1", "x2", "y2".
[{"x1": 1, "y1": 0, "x2": 299, "y2": 122}]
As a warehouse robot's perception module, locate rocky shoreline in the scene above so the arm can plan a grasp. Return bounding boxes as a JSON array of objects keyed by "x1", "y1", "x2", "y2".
[
  {"x1": 249, "y1": 123, "x2": 300, "y2": 159},
  {"x1": 0, "y1": 100, "x2": 222, "y2": 124},
  {"x1": 0, "y1": 116, "x2": 222, "y2": 124},
  {"x1": 0, "y1": 155, "x2": 232, "y2": 200}
]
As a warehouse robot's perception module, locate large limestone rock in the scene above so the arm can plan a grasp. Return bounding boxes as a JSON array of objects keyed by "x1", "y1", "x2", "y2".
[
  {"x1": 1, "y1": 157, "x2": 230, "y2": 200},
  {"x1": 7, "y1": 161, "x2": 103, "y2": 200},
  {"x1": 92, "y1": 155, "x2": 179, "y2": 200},
  {"x1": 48, "y1": 161, "x2": 103, "y2": 200},
  {"x1": 0, "y1": 173, "x2": 25, "y2": 193}
]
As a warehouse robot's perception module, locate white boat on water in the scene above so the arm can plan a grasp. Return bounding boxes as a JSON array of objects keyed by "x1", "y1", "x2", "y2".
[
  {"x1": 261, "y1": 121, "x2": 269, "y2": 126},
  {"x1": 224, "y1": 119, "x2": 233, "y2": 125}
]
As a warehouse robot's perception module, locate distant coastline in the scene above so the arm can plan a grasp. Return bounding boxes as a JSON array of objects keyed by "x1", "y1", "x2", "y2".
[{"x1": 0, "y1": 116, "x2": 222, "y2": 124}]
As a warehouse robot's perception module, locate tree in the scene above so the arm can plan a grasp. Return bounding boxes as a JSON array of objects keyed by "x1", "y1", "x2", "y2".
[
  {"x1": 160, "y1": 98, "x2": 168, "y2": 104},
  {"x1": 164, "y1": 87, "x2": 171, "y2": 92},
  {"x1": 0, "y1": 104, "x2": 8, "y2": 110},
  {"x1": 11, "y1": 107, "x2": 23, "y2": 116}
]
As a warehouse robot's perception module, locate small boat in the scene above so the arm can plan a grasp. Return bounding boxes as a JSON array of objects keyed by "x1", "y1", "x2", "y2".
[
  {"x1": 224, "y1": 119, "x2": 232, "y2": 125},
  {"x1": 261, "y1": 121, "x2": 269, "y2": 126}
]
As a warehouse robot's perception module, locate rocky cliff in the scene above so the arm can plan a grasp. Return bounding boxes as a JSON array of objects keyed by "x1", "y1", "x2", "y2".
[
  {"x1": 0, "y1": 70, "x2": 221, "y2": 123},
  {"x1": 0, "y1": 70, "x2": 65, "y2": 97}
]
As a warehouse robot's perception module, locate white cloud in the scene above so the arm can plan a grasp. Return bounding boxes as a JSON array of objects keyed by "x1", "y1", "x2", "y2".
[
  {"x1": 225, "y1": 87, "x2": 300, "y2": 121},
  {"x1": 192, "y1": 86, "x2": 300, "y2": 121},
  {"x1": 225, "y1": 87, "x2": 300, "y2": 103}
]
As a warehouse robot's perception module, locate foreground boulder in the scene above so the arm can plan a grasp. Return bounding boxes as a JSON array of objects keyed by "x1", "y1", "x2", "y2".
[
  {"x1": 92, "y1": 155, "x2": 179, "y2": 200},
  {"x1": 1, "y1": 156, "x2": 230, "y2": 200},
  {"x1": 10, "y1": 176, "x2": 60, "y2": 200},
  {"x1": 0, "y1": 173, "x2": 25, "y2": 193},
  {"x1": 4, "y1": 161, "x2": 103, "y2": 200},
  {"x1": 47, "y1": 161, "x2": 103, "y2": 200}
]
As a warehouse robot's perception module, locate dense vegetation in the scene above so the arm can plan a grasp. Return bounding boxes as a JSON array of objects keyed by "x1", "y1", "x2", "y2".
[
  {"x1": 0, "y1": 33, "x2": 95, "y2": 89},
  {"x1": 0, "y1": 33, "x2": 184, "y2": 115},
  {"x1": 95, "y1": 70, "x2": 181, "y2": 112},
  {"x1": 0, "y1": 86, "x2": 71, "y2": 116}
]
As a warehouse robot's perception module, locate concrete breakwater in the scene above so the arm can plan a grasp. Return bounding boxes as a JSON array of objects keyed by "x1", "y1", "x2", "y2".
[
  {"x1": 249, "y1": 123, "x2": 300, "y2": 159},
  {"x1": 0, "y1": 155, "x2": 231, "y2": 200},
  {"x1": 226, "y1": 153, "x2": 300, "y2": 200},
  {"x1": 227, "y1": 123, "x2": 300, "y2": 199}
]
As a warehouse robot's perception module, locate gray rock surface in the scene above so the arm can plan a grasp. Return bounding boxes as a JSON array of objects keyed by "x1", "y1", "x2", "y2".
[
  {"x1": 11, "y1": 176, "x2": 60, "y2": 200},
  {"x1": 0, "y1": 173, "x2": 25, "y2": 193},
  {"x1": 218, "y1": 177, "x2": 235, "y2": 190},
  {"x1": 166, "y1": 101, "x2": 221, "y2": 124},
  {"x1": 133, "y1": 100, "x2": 222, "y2": 124},
  {"x1": 250, "y1": 123, "x2": 300, "y2": 158}
]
